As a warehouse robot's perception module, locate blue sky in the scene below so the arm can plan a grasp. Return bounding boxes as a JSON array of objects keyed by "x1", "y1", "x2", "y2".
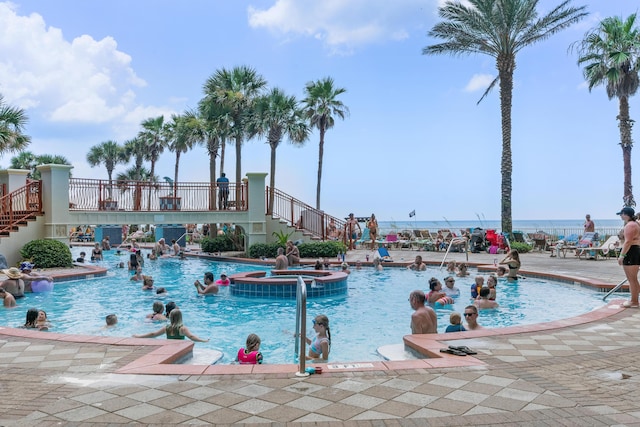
[{"x1": 0, "y1": 0, "x2": 638, "y2": 223}]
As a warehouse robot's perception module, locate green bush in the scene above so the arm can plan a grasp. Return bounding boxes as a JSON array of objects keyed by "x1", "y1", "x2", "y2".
[
  {"x1": 200, "y1": 235, "x2": 235, "y2": 253},
  {"x1": 20, "y1": 239, "x2": 73, "y2": 268},
  {"x1": 248, "y1": 241, "x2": 347, "y2": 259},
  {"x1": 509, "y1": 242, "x2": 533, "y2": 253}
]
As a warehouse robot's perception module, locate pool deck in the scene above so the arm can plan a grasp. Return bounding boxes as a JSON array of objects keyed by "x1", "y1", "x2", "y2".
[{"x1": 2, "y1": 249, "x2": 640, "y2": 425}]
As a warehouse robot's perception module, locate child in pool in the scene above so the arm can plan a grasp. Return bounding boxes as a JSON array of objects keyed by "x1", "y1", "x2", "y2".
[
  {"x1": 237, "y1": 333, "x2": 263, "y2": 364},
  {"x1": 445, "y1": 312, "x2": 466, "y2": 333},
  {"x1": 305, "y1": 314, "x2": 331, "y2": 361}
]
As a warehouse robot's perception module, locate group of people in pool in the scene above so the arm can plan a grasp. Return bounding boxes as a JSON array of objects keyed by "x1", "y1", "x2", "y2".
[
  {"x1": 408, "y1": 249, "x2": 523, "y2": 334},
  {"x1": 0, "y1": 262, "x2": 54, "y2": 309}
]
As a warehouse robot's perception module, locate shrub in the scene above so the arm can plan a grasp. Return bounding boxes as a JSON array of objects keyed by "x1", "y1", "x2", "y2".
[
  {"x1": 20, "y1": 239, "x2": 73, "y2": 268},
  {"x1": 200, "y1": 235, "x2": 235, "y2": 253},
  {"x1": 509, "y1": 242, "x2": 533, "y2": 253},
  {"x1": 248, "y1": 240, "x2": 347, "y2": 259}
]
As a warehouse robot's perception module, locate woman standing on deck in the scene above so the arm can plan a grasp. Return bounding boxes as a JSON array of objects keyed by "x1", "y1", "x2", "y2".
[
  {"x1": 367, "y1": 214, "x2": 378, "y2": 250},
  {"x1": 617, "y1": 207, "x2": 640, "y2": 308}
]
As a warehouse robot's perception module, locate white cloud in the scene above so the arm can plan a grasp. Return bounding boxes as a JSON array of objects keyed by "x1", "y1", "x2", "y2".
[
  {"x1": 247, "y1": 0, "x2": 433, "y2": 53},
  {"x1": 0, "y1": 2, "x2": 147, "y2": 123},
  {"x1": 464, "y1": 74, "x2": 494, "y2": 92}
]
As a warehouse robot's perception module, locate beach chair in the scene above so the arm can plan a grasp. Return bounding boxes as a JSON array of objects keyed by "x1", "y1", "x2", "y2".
[
  {"x1": 382, "y1": 233, "x2": 399, "y2": 248},
  {"x1": 356, "y1": 228, "x2": 371, "y2": 248},
  {"x1": 549, "y1": 233, "x2": 580, "y2": 257},
  {"x1": 577, "y1": 235, "x2": 620, "y2": 260},
  {"x1": 529, "y1": 232, "x2": 549, "y2": 251},
  {"x1": 378, "y1": 247, "x2": 393, "y2": 262}
]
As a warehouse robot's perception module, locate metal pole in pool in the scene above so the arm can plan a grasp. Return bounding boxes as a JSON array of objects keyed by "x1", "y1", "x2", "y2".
[
  {"x1": 603, "y1": 279, "x2": 628, "y2": 301},
  {"x1": 295, "y1": 276, "x2": 309, "y2": 377}
]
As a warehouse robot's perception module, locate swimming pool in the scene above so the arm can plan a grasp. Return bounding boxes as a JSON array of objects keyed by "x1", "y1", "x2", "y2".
[{"x1": 0, "y1": 249, "x2": 608, "y2": 364}]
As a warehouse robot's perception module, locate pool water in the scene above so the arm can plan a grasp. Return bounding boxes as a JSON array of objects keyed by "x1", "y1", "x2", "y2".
[{"x1": 0, "y1": 249, "x2": 608, "y2": 364}]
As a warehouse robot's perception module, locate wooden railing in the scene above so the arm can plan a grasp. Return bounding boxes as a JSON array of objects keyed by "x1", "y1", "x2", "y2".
[
  {"x1": 267, "y1": 186, "x2": 345, "y2": 240},
  {"x1": 69, "y1": 178, "x2": 248, "y2": 212},
  {"x1": 0, "y1": 180, "x2": 43, "y2": 234}
]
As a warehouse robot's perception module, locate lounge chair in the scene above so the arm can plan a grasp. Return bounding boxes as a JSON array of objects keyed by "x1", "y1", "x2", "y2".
[
  {"x1": 577, "y1": 235, "x2": 620, "y2": 260},
  {"x1": 549, "y1": 233, "x2": 579, "y2": 258},
  {"x1": 356, "y1": 228, "x2": 371, "y2": 248},
  {"x1": 378, "y1": 247, "x2": 393, "y2": 262},
  {"x1": 382, "y1": 233, "x2": 399, "y2": 248}
]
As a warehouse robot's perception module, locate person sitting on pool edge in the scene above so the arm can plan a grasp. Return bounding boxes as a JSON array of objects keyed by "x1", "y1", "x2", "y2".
[
  {"x1": 500, "y1": 249, "x2": 521, "y2": 280},
  {"x1": 409, "y1": 290, "x2": 437, "y2": 334},
  {"x1": 133, "y1": 309, "x2": 208, "y2": 342},
  {"x1": 274, "y1": 247, "x2": 288, "y2": 270},
  {"x1": 194, "y1": 272, "x2": 218, "y2": 295}
]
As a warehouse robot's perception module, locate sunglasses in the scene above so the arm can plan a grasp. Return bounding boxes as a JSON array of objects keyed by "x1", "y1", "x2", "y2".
[
  {"x1": 464, "y1": 313, "x2": 475, "y2": 317},
  {"x1": 312, "y1": 319, "x2": 326, "y2": 326}
]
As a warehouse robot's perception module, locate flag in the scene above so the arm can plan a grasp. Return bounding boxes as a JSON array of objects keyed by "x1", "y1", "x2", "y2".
[{"x1": 409, "y1": 210, "x2": 415, "y2": 218}]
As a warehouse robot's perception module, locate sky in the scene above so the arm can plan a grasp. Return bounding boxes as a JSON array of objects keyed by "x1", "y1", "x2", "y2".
[{"x1": 0, "y1": 0, "x2": 638, "y2": 223}]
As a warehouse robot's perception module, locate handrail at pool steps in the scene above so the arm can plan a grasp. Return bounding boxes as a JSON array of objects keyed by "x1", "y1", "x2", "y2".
[{"x1": 295, "y1": 276, "x2": 309, "y2": 377}]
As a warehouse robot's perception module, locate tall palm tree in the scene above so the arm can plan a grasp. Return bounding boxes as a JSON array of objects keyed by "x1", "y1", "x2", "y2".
[
  {"x1": 423, "y1": 0, "x2": 587, "y2": 234},
  {"x1": 167, "y1": 111, "x2": 203, "y2": 194},
  {"x1": 0, "y1": 94, "x2": 31, "y2": 155},
  {"x1": 574, "y1": 14, "x2": 640, "y2": 208},
  {"x1": 202, "y1": 66, "x2": 267, "y2": 196},
  {"x1": 249, "y1": 88, "x2": 309, "y2": 214},
  {"x1": 123, "y1": 137, "x2": 148, "y2": 210},
  {"x1": 138, "y1": 116, "x2": 168, "y2": 210},
  {"x1": 86, "y1": 140, "x2": 128, "y2": 199},
  {"x1": 302, "y1": 77, "x2": 349, "y2": 210}
]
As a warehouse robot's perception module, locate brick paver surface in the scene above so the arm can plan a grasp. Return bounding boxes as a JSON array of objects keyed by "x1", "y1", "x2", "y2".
[{"x1": 1, "y1": 249, "x2": 640, "y2": 425}]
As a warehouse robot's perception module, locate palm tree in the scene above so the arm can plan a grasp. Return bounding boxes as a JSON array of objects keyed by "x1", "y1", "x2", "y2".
[
  {"x1": 31, "y1": 154, "x2": 71, "y2": 180},
  {"x1": 423, "y1": 0, "x2": 587, "y2": 234},
  {"x1": 249, "y1": 88, "x2": 309, "y2": 214},
  {"x1": 0, "y1": 95, "x2": 31, "y2": 156},
  {"x1": 302, "y1": 77, "x2": 349, "y2": 210},
  {"x1": 86, "y1": 140, "x2": 128, "y2": 199},
  {"x1": 9, "y1": 151, "x2": 36, "y2": 173},
  {"x1": 9, "y1": 151, "x2": 70, "y2": 179},
  {"x1": 202, "y1": 66, "x2": 267, "y2": 198},
  {"x1": 574, "y1": 14, "x2": 640, "y2": 208},
  {"x1": 167, "y1": 111, "x2": 203, "y2": 195},
  {"x1": 138, "y1": 116, "x2": 168, "y2": 210},
  {"x1": 123, "y1": 137, "x2": 148, "y2": 210}
]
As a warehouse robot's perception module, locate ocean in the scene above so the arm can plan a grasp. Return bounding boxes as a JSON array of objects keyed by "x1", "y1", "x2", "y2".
[{"x1": 377, "y1": 219, "x2": 623, "y2": 237}]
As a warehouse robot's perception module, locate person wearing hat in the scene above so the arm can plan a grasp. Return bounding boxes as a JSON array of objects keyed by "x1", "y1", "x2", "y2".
[
  {"x1": 19, "y1": 261, "x2": 53, "y2": 292},
  {"x1": 0, "y1": 267, "x2": 25, "y2": 298},
  {"x1": 343, "y1": 213, "x2": 361, "y2": 251},
  {"x1": 617, "y1": 206, "x2": 640, "y2": 308},
  {"x1": 215, "y1": 273, "x2": 230, "y2": 286}
]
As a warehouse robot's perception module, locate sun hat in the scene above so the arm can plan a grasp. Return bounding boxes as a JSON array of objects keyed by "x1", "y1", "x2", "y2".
[
  {"x1": 3, "y1": 267, "x2": 23, "y2": 279},
  {"x1": 616, "y1": 207, "x2": 635, "y2": 217},
  {"x1": 19, "y1": 261, "x2": 35, "y2": 271}
]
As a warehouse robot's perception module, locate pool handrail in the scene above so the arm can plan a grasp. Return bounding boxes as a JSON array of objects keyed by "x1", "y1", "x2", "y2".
[{"x1": 295, "y1": 276, "x2": 309, "y2": 376}]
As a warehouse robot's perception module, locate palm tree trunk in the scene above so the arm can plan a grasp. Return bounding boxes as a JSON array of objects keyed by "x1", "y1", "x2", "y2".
[
  {"x1": 207, "y1": 136, "x2": 218, "y2": 210},
  {"x1": 107, "y1": 169, "x2": 113, "y2": 200},
  {"x1": 235, "y1": 135, "x2": 242, "y2": 208},
  {"x1": 148, "y1": 154, "x2": 157, "y2": 211},
  {"x1": 498, "y1": 57, "x2": 515, "y2": 235},
  {"x1": 316, "y1": 122, "x2": 326, "y2": 210},
  {"x1": 174, "y1": 152, "x2": 180, "y2": 196},
  {"x1": 220, "y1": 138, "x2": 226, "y2": 174},
  {"x1": 269, "y1": 144, "x2": 276, "y2": 215},
  {"x1": 619, "y1": 96, "x2": 635, "y2": 207}
]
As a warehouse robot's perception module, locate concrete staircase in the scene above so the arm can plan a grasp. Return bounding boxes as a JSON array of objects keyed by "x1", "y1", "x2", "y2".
[{"x1": 265, "y1": 216, "x2": 319, "y2": 244}]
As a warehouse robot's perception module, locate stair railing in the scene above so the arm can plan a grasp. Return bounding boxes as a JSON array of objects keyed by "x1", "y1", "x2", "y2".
[{"x1": 0, "y1": 180, "x2": 43, "y2": 235}]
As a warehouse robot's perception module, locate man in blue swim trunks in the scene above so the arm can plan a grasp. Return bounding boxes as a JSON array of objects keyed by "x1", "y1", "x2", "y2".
[{"x1": 344, "y1": 213, "x2": 361, "y2": 250}]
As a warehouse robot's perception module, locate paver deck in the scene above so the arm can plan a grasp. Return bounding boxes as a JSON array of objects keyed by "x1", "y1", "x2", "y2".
[{"x1": 1, "y1": 249, "x2": 639, "y2": 426}]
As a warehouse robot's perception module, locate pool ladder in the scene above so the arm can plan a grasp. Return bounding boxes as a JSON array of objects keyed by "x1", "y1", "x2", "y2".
[{"x1": 294, "y1": 276, "x2": 310, "y2": 376}]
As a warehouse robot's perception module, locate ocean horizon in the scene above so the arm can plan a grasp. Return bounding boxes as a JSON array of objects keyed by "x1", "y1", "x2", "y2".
[{"x1": 377, "y1": 219, "x2": 623, "y2": 235}]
